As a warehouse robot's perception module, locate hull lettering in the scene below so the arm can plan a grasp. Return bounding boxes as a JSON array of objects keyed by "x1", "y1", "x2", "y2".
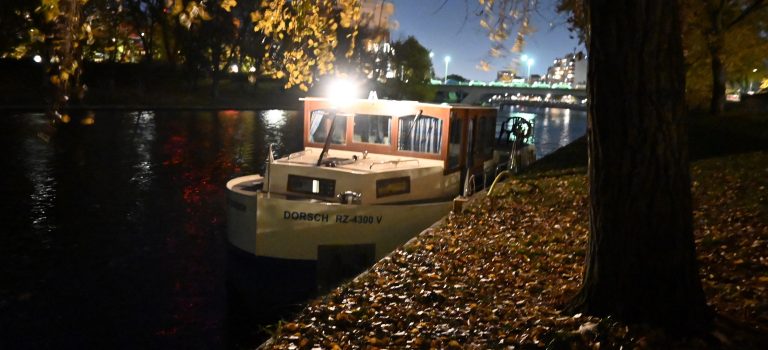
[
  {"x1": 281, "y1": 211, "x2": 384, "y2": 224},
  {"x1": 283, "y1": 211, "x2": 329, "y2": 222},
  {"x1": 334, "y1": 214, "x2": 383, "y2": 225}
]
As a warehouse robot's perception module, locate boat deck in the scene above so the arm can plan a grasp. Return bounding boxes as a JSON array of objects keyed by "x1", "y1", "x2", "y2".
[{"x1": 275, "y1": 147, "x2": 444, "y2": 174}]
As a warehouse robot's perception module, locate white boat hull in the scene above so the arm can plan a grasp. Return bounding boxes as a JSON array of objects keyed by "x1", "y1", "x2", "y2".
[{"x1": 227, "y1": 175, "x2": 451, "y2": 262}]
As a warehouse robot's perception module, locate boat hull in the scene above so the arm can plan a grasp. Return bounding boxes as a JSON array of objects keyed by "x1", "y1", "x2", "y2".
[
  {"x1": 226, "y1": 175, "x2": 452, "y2": 292},
  {"x1": 227, "y1": 175, "x2": 451, "y2": 261}
]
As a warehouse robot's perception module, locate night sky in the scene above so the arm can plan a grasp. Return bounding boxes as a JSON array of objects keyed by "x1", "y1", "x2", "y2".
[{"x1": 389, "y1": 0, "x2": 583, "y2": 81}]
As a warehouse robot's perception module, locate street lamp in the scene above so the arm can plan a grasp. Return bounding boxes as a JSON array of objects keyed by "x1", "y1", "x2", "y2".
[
  {"x1": 520, "y1": 55, "x2": 534, "y2": 83},
  {"x1": 444, "y1": 55, "x2": 451, "y2": 84},
  {"x1": 526, "y1": 58, "x2": 534, "y2": 83},
  {"x1": 428, "y1": 52, "x2": 435, "y2": 81}
]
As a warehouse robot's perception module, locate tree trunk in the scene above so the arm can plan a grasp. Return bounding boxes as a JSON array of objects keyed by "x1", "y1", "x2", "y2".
[
  {"x1": 160, "y1": 16, "x2": 177, "y2": 66},
  {"x1": 140, "y1": 24, "x2": 154, "y2": 63},
  {"x1": 211, "y1": 44, "x2": 222, "y2": 99},
  {"x1": 709, "y1": 41, "x2": 726, "y2": 115},
  {"x1": 568, "y1": 0, "x2": 710, "y2": 331}
]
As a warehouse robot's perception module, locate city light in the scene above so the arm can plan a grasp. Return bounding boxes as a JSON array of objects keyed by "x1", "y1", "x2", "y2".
[
  {"x1": 520, "y1": 55, "x2": 533, "y2": 82},
  {"x1": 444, "y1": 55, "x2": 451, "y2": 84},
  {"x1": 526, "y1": 58, "x2": 534, "y2": 82},
  {"x1": 520, "y1": 54, "x2": 535, "y2": 82},
  {"x1": 33, "y1": 55, "x2": 42, "y2": 63}
]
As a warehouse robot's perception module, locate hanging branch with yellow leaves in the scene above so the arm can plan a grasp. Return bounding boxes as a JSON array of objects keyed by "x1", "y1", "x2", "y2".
[
  {"x1": 476, "y1": 0, "x2": 536, "y2": 73},
  {"x1": 38, "y1": 0, "x2": 93, "y2": 116},
  {"x1": 169, "y1": 0, "x2": 213, "y2": 29},
  {"x1": 241, "y1": 0, "x2": 361, "y2": 91}
]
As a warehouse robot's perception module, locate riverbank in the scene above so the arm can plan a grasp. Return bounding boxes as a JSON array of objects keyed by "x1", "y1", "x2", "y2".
[
  {"x1": 260, "y1": 111, "x2": 768, "y2": 349},
  {"x1": 0, "y1": 60, "x2": 305, "y2": 111}
]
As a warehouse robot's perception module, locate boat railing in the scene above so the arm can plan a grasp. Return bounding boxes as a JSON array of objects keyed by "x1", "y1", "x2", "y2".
[
  {"x1": 463, "y1": 173, "x2": 476, "y2": 197},
  {"x1": 265, "y1": 190, "x2": 339, "y2": 203},
  {"x1": 286, "y1": 149, "x2": 312, "y2": 160},
  {"x1": 369, "y1": 159, "x2": 419, "y2": 170}
]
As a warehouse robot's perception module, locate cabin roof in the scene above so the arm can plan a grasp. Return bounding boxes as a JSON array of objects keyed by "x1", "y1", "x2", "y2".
[{"x1": 300, "y1": 97, "x2": 497, "y2": 111}]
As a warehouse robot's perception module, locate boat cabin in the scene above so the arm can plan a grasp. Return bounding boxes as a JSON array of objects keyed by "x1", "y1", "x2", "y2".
[{"x1": 265, "y1": 98, "x2": 498, "y2": 204}]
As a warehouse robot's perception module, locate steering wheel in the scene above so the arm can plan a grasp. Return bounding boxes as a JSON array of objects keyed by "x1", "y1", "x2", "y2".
[{"x1": 510, "y1": 118, "x2": 532, "y2": 141}]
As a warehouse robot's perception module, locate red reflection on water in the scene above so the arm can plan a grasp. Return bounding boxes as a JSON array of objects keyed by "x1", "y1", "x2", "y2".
[
  {"x1": 219, "y1": 110, "x2": 239, "y2": 117},
  {"x1": 162, "y1": 135, "x2": 188, "y2": 166},
  {"x1": 155, "y1": 327, "x2": 179, "y2": 336},
  {"x1": 154, "y1": 112, "x2": 249, "y2": 342}
]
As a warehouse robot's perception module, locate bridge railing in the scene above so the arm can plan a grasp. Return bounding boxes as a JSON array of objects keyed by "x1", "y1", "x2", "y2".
[{"x1": 430, "y1": 79, "x2": 576, "y2": 89}]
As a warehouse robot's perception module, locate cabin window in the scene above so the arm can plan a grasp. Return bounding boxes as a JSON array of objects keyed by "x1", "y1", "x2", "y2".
[
  {"x1": 353, "y1": 114, "x2": 391, "y2": 145},
  {"x1": 309, "y1": 110, "x2": 347, "y2": 145},
  {"x1": 376, "y1": 177, "x2": 410, "y2": 198},
  {"x1": 447, "y1": 112, "x2": 462, "y2": 170},
  {"x1": 397, "y1": 115, "x2": 442, "y2": 154},
  {"x1": 287, "y1": 175, "x2": 336, "y2": 197}
]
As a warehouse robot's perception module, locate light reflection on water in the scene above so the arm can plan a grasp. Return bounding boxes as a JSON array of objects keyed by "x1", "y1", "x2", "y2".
[
  {"x1": 23, "y1": 125, "x2": 57, "y2": 237},
  {"x1": 0, "y1": 109, "x2": 301, "y2": 349},
  {"x1": 500, "y1": 105, "x2": 587, "y2": 158},
  {"x1": 128, "y1": 111, "x2": 156, "y2": 192}
]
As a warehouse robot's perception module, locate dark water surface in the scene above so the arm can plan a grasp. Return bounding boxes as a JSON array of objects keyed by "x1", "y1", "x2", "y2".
[
  {"x1": 0, "y1": 110, "x2": 301, "y2": 349},
  {"x1": 500, "y1": 105, "x2": 588, "y2": 158},
  {"x1": 0, "y1": 106, "x2": 584, "y2": 349}
]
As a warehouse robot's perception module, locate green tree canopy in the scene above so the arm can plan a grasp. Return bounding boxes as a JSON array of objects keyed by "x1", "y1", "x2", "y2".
[
  {"x1": 447, "y1": 74, "x2": 469, "y2": 82},
  {"x1": 391, "y1": 36, "x2": 432, "y2": 84}
]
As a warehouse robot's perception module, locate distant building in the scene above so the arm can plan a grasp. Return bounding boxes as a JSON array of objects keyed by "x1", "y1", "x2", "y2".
[
  {"x1": 496, "y1": 70, "x2": 518, "y2": 82},
  {"x1": 573, "y1": 54, "x2": 587, "y2": 88},
  {"x1": 545, "y1": 51, "x2": 587, "y2": 87}
]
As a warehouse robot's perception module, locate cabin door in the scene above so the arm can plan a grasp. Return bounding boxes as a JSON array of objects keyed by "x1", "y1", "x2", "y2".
[
  {"x1": 467, "y1": 111, "x2": 499, "y2": 192},
  {"x1": 460, "y1": 115, "x2": 486, "y2": 192},
  {"x1": 466, "y1": 118, "x2": 475, "y2": 171}
]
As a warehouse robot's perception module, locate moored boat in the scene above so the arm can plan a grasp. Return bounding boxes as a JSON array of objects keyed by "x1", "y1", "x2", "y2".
[{"x1": 226, "y1": 88, "x2": 519, "y2": 290}]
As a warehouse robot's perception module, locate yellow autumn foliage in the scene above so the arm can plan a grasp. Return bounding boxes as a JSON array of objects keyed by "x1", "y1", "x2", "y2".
[
  {"x1": 33, "y1": 0, "x2": 91, "y2": 111},
  {"x1": 475, "y1": 0, "x2": 535, "y2": 73},
  {"x1": 220, "y1": 0, "x2": 237, "y2": 12},
  {"x1": 250, "y1": 0, "x2": 360, "y2": 90}
]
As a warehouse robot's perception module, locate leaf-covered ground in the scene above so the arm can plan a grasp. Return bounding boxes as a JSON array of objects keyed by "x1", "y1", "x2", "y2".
[{"x1": 262, "y1": 151, "x2": 767, "y2": 349}]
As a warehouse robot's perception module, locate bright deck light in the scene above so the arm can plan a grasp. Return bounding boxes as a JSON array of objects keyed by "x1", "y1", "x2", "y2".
[{"x1": 326, "y1": 78, "x2": 358, "y2": 107}]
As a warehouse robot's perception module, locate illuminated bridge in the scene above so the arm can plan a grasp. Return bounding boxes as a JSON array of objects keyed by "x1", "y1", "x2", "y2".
[{"x1": 432, "y1": 83, "x2": 587, "y2": 106}]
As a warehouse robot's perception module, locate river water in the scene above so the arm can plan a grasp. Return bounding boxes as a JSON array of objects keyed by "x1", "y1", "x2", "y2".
[{"x1": 0, "y1": 106, "x2": 585, "y2": 349}]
